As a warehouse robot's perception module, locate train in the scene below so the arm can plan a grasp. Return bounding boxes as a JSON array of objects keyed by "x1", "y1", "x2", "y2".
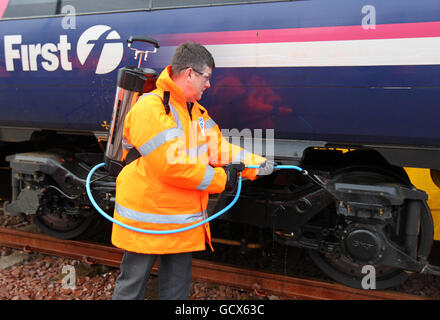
[{"x1": 1, "y1": 0, "x2": 440, "y2": 290}]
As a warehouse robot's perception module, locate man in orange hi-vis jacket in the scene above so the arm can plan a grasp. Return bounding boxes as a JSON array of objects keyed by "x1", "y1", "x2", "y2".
[{"x1": 112, "y1": 42, "x2": 273, "y2": 300}]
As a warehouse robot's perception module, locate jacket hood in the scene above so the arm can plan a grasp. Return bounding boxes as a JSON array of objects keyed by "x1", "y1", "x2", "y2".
[{"x1": 156, "y1": 65, "x2": 187, "y2": 107}]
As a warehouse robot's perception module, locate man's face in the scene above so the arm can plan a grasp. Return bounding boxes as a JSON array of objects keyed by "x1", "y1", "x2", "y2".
[{"x1": 186, "y1": 66, "x2": 212, "y2": 102}]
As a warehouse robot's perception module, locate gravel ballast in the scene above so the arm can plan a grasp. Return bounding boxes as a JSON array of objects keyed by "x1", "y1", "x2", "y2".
[{"x1": 0, "y1": 247, "x2": 283, "y2": 300}]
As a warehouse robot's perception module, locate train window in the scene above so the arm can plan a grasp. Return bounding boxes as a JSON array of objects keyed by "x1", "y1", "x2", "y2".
[
  {"x1": 2, "y1": 0, "x2": 58, "y2": 19},
  {"x1": 58, "y1": 0, "x2": 149, "y2": 14},
  {"x1": 1, "y1": 0, "x2": 293, "y2": 19},
  {"x1": 210, "y1": 0, "x2": 281, "y2": 3},
  {"x1": 151, "y1": 0, "x2": 292, "y2": 10},
  {"x1": 1, "y1": 0, "x2": 149, "y2": 19},
  {"x1": 151, "y1": 0, "x2": 208, "y2": 9}
]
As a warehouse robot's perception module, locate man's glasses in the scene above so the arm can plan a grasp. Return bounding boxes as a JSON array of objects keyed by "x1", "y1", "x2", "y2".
[{"x1": 192, "y1": 68, "x2": 211, "y2": 82}]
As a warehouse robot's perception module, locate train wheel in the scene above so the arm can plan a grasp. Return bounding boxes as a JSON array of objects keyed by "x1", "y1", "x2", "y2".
[
  {"x1": 33, "y1": 213, "x2": 99, "y2": 240},
  {"x1": 309, "y1": 248, "x2": 411, "y2": 289},
  {"x1": 308, "y1": 167, "x2": 434, "y2": 290}
]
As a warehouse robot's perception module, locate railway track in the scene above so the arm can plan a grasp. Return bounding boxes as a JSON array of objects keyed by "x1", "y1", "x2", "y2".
[{"x1": 0, "y1": 227, "x2": 426, "y2": 300}]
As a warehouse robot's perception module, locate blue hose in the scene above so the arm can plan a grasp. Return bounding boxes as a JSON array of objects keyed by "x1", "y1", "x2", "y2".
[{"x1": 86, "y1": 162, "x2": 303, "y2": 234}]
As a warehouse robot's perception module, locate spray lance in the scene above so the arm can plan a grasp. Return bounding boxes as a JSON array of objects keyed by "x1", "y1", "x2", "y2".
[{"x1": 86, "y1": 37, "x2": 326, "y2": 234}]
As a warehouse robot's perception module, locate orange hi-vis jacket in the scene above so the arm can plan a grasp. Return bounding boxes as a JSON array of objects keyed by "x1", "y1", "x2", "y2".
[{"x1": 111, "y1": 65, "x2": 266, "y2": 254}]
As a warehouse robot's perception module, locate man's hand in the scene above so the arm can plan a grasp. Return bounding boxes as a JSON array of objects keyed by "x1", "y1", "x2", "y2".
[{"x1": 222, "y1": 163, "x2": 245, "y2": 192}]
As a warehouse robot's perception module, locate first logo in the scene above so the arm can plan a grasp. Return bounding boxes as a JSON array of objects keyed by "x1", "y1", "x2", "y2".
[{"x1": 4, "y1": 24, "x2": 123, "y2": 74}]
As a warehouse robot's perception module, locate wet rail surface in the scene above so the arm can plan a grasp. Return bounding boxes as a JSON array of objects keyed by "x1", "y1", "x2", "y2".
[{"x1": 0, "y1": 227, "x2": 426, "y2": 300}]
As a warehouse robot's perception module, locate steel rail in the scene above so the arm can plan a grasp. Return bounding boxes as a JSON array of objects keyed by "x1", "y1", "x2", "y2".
[{"x1": 0, "y1": 227, "x2": 426, "y2": 300}]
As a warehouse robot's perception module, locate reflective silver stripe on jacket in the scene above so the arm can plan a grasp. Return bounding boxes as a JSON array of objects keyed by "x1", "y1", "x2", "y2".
[
  {"x1": 204, "y1": 118, "x2": 217, "y2": 131},
  {"x1": 115, "y1": 202, "x2": 204, "y2": 224},
  {"x1": 137, "y1": 126, "x2": 183, "y2": 157},
  {"x1": 169, "y1": 103, "x2": 184, "y2": 131},
  {"x1": 136, "y1": 92, "x2": 159, "y2": 104},
  {"x1": 122, "y1": 93, "x2": 183, "y2": 156},
  {"x1": 186, "y1": 143, "x2": 208, "y2": 158},
  {"x1": 196, "y1": 165, "x2": 215, "y2": 191}
]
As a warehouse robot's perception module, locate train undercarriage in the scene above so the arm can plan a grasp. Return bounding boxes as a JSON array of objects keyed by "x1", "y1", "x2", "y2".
[{"x1": 2, "y1": 133, "x2": 440, "y2": 290}]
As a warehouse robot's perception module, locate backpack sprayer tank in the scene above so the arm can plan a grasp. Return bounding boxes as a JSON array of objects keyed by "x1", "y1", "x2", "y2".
[{"x1": 105, "y1": 36, "x2": 160, "y2": 176}]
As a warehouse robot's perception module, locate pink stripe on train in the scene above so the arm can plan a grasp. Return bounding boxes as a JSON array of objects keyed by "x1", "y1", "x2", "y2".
[{"x1": 155, "y1": 21, "x2": 440, "y2": 46}]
